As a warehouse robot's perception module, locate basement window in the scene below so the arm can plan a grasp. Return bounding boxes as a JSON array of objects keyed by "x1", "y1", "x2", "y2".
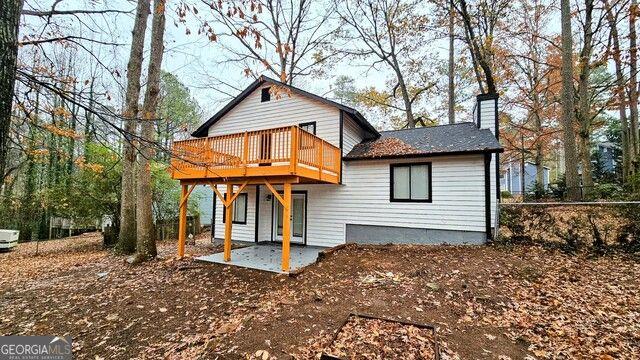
[
  {"x1": 222, "y1": 193, "x2": 247, "y2": 224},
  {"x1": 261, "y1": 87, "x2": 271, "y2": 102},
  {"x1": 390, "y1": 163, "x2": 432, "y2": 202}
]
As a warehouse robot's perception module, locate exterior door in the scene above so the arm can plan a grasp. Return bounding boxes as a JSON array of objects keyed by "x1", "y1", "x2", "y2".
[{"x1": 273, "y1": 193, "x2": 306, "y2": 244}]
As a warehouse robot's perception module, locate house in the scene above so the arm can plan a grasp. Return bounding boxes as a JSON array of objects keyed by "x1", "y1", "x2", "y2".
[
  {"x1": 594, "y1": 142, "x2": 618, "y2": 175},
  {"x1": 501, "y1": 161, "x2": 550, "y2": 195},
  {"x1": 170, "y1": 76, "x2": 503, "y2": 272}
]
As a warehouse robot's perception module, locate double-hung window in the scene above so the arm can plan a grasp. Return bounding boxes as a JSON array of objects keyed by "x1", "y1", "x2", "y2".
[
  {"x1": 390, "y1": 163, "x2": 432, "y2": 202},
  {"x1": 222, "y1": 193, "x2": 247, "y2": 224}
]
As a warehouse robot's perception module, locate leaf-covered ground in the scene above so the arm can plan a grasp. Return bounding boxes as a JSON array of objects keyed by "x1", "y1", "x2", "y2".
[{"x1": 0, "y1": 233, "x2": 638, "y2": 359}]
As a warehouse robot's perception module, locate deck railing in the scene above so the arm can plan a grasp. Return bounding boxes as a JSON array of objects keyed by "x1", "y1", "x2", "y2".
[{"x1": 171, "y1": 125, "x2": 341, "y2": 182}]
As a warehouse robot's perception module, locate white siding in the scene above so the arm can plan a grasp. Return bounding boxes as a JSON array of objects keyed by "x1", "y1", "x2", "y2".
[
  {"x1": 342, "y1": 113, "x2": 367, "y2": 153},
  {"x1": 258, "y1": 185, "x2": 273, "y2": 242},
  {"x1": 246, "y1": 155, "x2": 488, "y2": 247},
  {"x1": 207, "y1": 85, "x2": 341, "y2": 147},
  {"x1": 478, "y1": 97, "x2": 499, "y2": 229},
  {"x1": 201, "y1": 86, "x2": 498, "y2": 245},
  {"x1": 213, "y1": 185, "x2": 257, "y2": 242},
  {"x1": 478, "y1": 97, "x2": 497, "y2": 135}
]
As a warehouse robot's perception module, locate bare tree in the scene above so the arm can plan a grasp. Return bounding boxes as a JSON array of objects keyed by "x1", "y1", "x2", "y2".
[
  {"x1": 117, "y1": 0, "x2": 151, "y2": 254},
  {"x1": 336, "y1": 0, "x2": 438, "y2": 128},
  {"x1": 448, "y1": 0, "x2": 456, "y2": 124},
  {"x1": 2, "y1": 1, "x2": 130, "y2": 185},
  {"x1": 629, "y1": 0, "x2": 639, "y2": 171},
  {"x1": 574, "y1": 0, "x2": 612, "y2": 196},
  {"x1": 560, "y1": 0, "x2": 582, "y2": 200},
  {"x1": 453, "y1": 0, "x2": 511, "y2": 94},
  {"x1": 0, "y1": 0, "x2": 24, "y2": 185},
  {"x1": 605, "y1": 0, "x2": 632, "y2": 180},
  {"x1": 135, "y1": 0, "x2": 167, "y2": 261},
  {"x1": 185, "y1": 0, "x2": 336, "y2": 86},
  {"x1": 506, "y1": 0, "x2": 555, "y2": 194},
  {"x1": 576, "y1": 0, "x2": 596, "y2": 195}
]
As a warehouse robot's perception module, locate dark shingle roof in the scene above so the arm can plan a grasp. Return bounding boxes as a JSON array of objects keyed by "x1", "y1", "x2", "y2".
[{"x1": 344, "y1": 122, "x2": 503, "y2": 160}]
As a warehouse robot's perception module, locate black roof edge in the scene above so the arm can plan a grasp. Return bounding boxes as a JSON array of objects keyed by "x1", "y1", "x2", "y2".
[
  {"x1": 191, "y1": 75, "x2": 380, "y2": 138},
  {"x1": 343, "y1": 148, "x2": 504, "y2": 162},
  {"x1": 476, "y1": 93, "x2": 499, "y2": 101}
]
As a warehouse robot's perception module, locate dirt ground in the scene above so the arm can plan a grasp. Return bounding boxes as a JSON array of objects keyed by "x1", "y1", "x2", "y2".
[{"x1": 0, "y1": 232, "x2": 639, "y2": 359}]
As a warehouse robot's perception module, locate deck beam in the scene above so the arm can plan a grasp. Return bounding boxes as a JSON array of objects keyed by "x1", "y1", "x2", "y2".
[{"x1": 185, "y1": 176, "x2": 300, "y2": 187}]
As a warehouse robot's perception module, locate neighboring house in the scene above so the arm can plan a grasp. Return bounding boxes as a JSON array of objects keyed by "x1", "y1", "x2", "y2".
[
  {"x1": 501, "y1": 161, "x2": 550, "y2": 195},
  {"x1": 192, "y1": 186, "x2": 214, "y2": 227},
  {"x1": 172, "y1": 76, "x2": 502, "y2": 271},
  {"x1": 594, "y1": 142, "x2": 618, "y2": 174}
]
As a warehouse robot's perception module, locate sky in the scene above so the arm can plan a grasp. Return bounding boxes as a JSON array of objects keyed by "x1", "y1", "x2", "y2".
[{"x1": 19, "y1": 0, "x2": 479, "y2": 130}]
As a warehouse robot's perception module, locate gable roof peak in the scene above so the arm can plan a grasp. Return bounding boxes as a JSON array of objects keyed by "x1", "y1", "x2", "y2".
[{"x1": 191, "y1": 76, "x2": 379, "y2": 138}]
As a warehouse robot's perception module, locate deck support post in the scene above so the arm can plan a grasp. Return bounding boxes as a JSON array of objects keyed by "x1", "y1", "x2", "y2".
[
  {"x1": 178, "y1": 184, "x2": 188, "y2": 258},
  {"x1": 281, "y1": 181, "x2": 292, "y2": 272},
  {"x1": 224, "y1": 183, "x2": 234, "y2": 261},
  {"x1": 289, "y1": 126, "x2": 298, "y2": 174}
]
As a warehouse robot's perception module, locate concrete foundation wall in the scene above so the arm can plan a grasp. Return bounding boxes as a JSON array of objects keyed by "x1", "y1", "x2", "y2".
[{"x1": 346, "y1": 224, "x2": 486, "y2": 245}]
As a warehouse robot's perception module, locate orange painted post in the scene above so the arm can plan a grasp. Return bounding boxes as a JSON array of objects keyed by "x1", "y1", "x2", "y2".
[
  {"x1": 281, "y1": 182, "x2": 292, "y2": 272},
  {"x1": 178, "y1": 184, "x2": 188, "y2": 258},
  {"x1": 242, "y1": 131, "x2": 249, "y2": 174},
  {"x1": 289, "y1": 126, "x2": 298, "y2": 174},
  {"x1": 336, "y1": 146, "x2": 342, "y2": 179},
  {"x1": 318, "y1": 140, "x2": 324, "y2": 178},
  {"x1": 224, "y1": 183, "x2": 233, "y2": 262}
]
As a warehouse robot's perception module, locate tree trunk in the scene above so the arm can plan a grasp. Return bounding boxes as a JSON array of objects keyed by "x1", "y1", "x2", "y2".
[
  {"x1": 117, "y1": 0, "x2": 151, "y2": 254},
  {"x1": 530, "y1": 34, "x2": 544, "y2": 194},
  {"x1": 135, "y1": 0, "x2": 166, "y2": 262},
  {"x1": 533, "y1": 109, "x2": 545, "y2": 194},
  {"x1": 560, "y1": 0, "x2": 582, "y2": 200},
  {"x1": 399, "y1": 79, "x2": 415, "y2": 128},
  {"x1": 605, "y1": 0, "x2": 631, "y2": 181},
  {"x1": 629, "y1": 0, "x2": 639, "y2": 172},
  {"x1": 0, "y1": 0, "x2": 24, "y2": 185},
  {"x1": 457, "y1": 0, "x2": 496, "y2": 94},
  {"x1": 389, "y1": 54, "x2": 415, "y2": 128},
  {"x1": 448, "y1": 0, "x2": 455, "y2": 124},
  {"x1": 577, "y1": 0, "x2": 594, "y2": 196}
]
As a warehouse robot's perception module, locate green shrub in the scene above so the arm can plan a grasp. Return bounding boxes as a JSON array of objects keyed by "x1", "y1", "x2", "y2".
[
  {"x1": 549, "y1": 174, "x2": 567, "y2": 200},
  {"x1": 590, "y1": 183, "x2": 623, "y2": 200}
]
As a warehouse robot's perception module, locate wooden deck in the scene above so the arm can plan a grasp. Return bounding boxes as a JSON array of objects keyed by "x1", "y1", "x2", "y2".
[
  {"x1": 170, "y1": 125, "x2": 341, "y2": 184},
  {"x1": 171, "y1": 125, "x2": 342, "y2": 271}
]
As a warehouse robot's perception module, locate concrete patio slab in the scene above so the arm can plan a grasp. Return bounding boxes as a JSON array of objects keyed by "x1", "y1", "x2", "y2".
[{"x1": 196, "y1": 243, "x2": 325, "y2": 273}]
